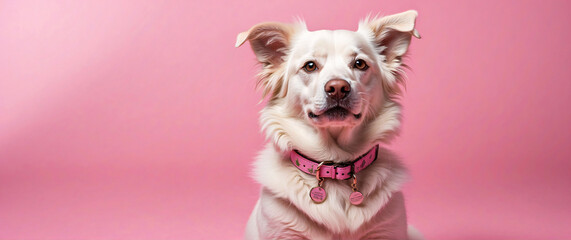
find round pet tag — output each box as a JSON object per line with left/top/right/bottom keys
{"left": 309, "top": 186, "right": 327, "bottom": 203}
{"left": 349, "top": 191, "right": 364, "bottom": 205}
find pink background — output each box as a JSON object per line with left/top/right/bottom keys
{"left": 1, "top": 0, "right": 570, "bottom": 239}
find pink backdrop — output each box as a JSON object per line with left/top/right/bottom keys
{"left": 1, "top": 0, "right": 570, "bottom": 239}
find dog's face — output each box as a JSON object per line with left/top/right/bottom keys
{"left": 236, "top": 11, "right": 420, "bottom": 149}
{"left": 284, "top": 29, "right": 380, "bottom": 127}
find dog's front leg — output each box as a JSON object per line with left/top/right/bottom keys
{"left": 249, "top": 188, "right": 331, "bottom": 240}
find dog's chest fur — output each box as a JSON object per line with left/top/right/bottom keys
{"left": 247, "top": 145, "right": 408, "bottom": 239}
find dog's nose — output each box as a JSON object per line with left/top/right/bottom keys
{"left": 325, "top": 79, "right": 351, "bottom": 100}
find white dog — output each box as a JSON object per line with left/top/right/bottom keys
{"left": 236, "top": 10, "right": 422, "bottom": 240}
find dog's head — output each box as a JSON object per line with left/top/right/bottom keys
{"left": 236, "top": 10, "right": 420, "bottom": 157}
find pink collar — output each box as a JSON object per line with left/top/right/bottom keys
{"left": 290, "top": 145, "right": 379, "bottom": 180}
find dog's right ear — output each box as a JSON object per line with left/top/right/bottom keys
{"left": 235, "top": 22, "right": 297, "bottom": 67}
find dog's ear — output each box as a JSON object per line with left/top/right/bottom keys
{"left": 236, "top": 22, "right": 302, "bottom": 100}
{"left": 235, "top": 22, "right": 297, "bottom": 67}
{"left": 361, "top": 10, "right": 420, "bottom": 64}
{"left": 360, "top": 10, "right": 420, "bottom": 95}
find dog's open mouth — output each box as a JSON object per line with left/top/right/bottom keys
{"left": 308, "top": 107, "right": 362, "bottom": 122}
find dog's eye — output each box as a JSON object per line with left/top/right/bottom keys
{"left": 302, "top": 61, "right": 317, "bottom": 72}
{"left": 353, "top": 59, "right": 368, "bottom": 70}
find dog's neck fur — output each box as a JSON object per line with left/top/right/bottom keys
{"left": 261, "top": 98, "right": 401, "bottom": 163}
{"left": 323, "top": 126, "right": 345, "bottom": 142}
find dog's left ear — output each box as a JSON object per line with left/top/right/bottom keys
{"left": 360, "top": 10, "right": 421, "bottom": 65}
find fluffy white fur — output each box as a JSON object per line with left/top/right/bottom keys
{"left": 236, "top": 10, "right": 422, "bottom": 240}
